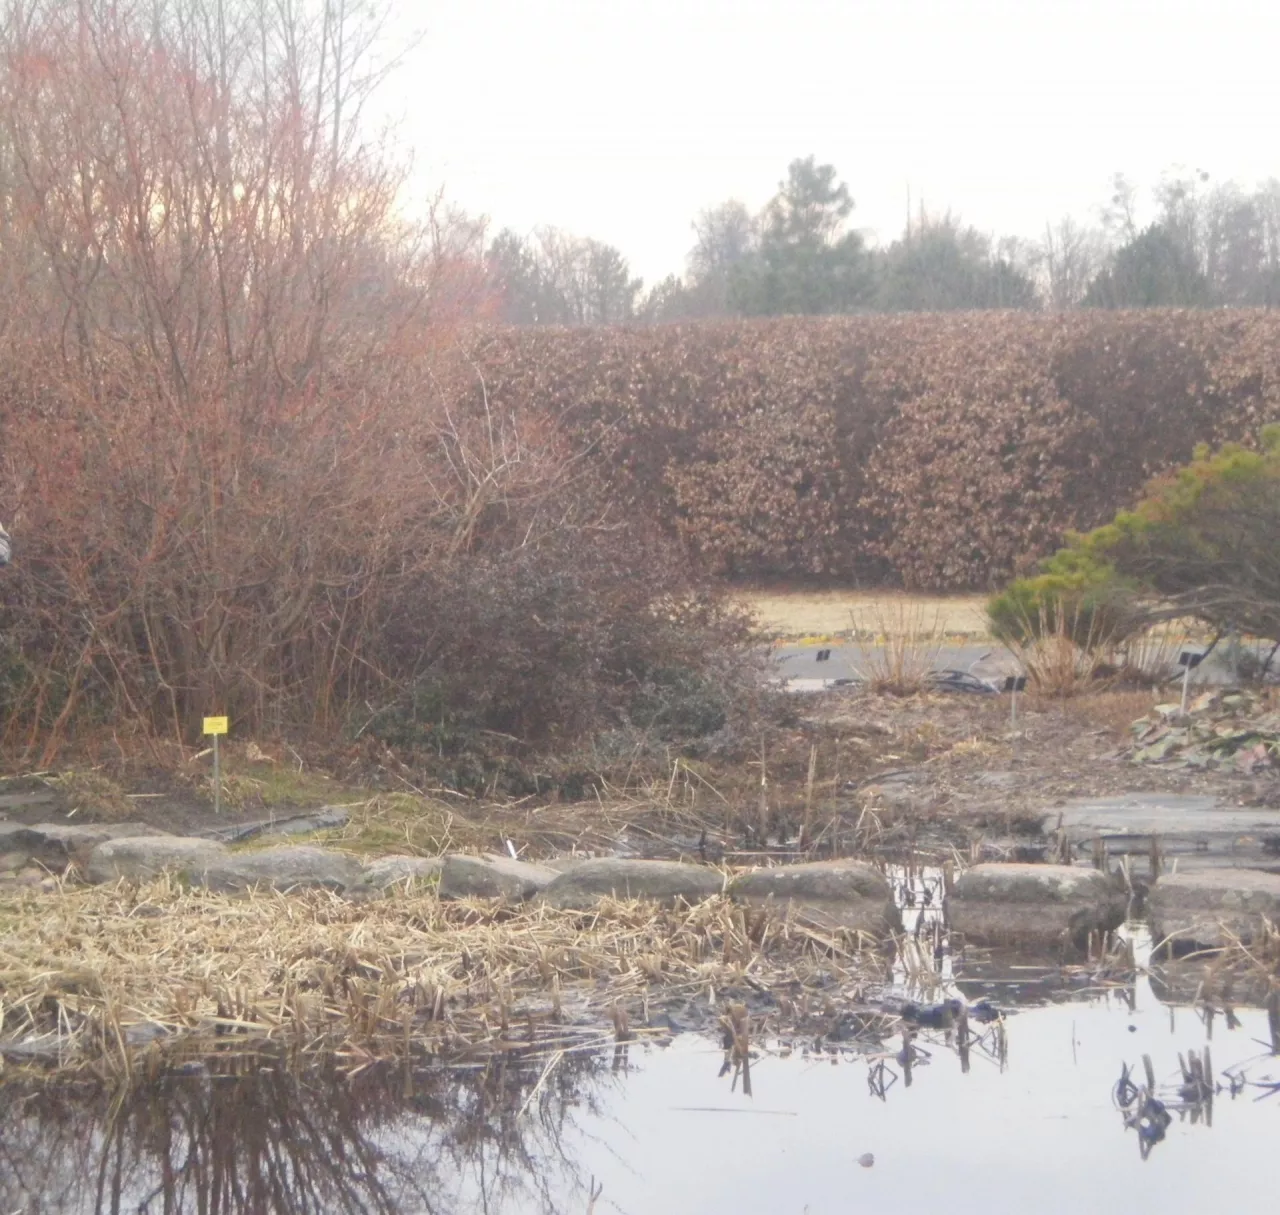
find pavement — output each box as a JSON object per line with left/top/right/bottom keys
{"left": 768, "top": 641, "right": 1019, "bottom": 692}
{"left": 1053, "top": 792, "right": 1280, "bottom": 876}
{"left": 768, "top": 637, "right": 1256, "bottom": 693}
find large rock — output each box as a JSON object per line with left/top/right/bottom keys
{"left": 87, "top": 836, "right": 229, "bottom": 884}
{"left": 728, "top": 859, "right": 900, "bottom": 936}
{"left": 541, "top": 858, "right": 723, "bottom": 909}
{"left": 1148, "top": 869, "right": 1280, "bottom": 952}
{"left": 195, "top": 846, "right": 365, "bottom": 894}
{"left": 363, "top": 854, "right": 444, "bottom": 890}
{"left": 438, "top": 854, "right": 558, "bottom": 901}
{"left": 0, "top": 821, "right": 168, "bottom": 869}
{"left": 949, "top": 863, "right": 1127, "bottom": 950}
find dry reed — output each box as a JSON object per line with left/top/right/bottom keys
{"left": 0, "top": 880, "right": 881, "bottom": 1077}
{"left": 852, "top": 603, "right": 946, "bottom": 696}
{"left": 1003, "top": 599, "right": 1114, "bottom": 697}
{"left": 1215, "top": 916, "right": 1280, "bottom": 988}
{"left": 1112, "top": 625, "right": 1190, "bottom": 688}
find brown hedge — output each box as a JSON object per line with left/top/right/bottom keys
{"left": 464, "top": 310, "right": 1280, "bottom": 590}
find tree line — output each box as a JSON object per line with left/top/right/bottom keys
{"left": 484, "top": 159, "right": 1280, "bottom": 324}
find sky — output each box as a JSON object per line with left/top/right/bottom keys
{"left": 380, "top": 0, "right": 1280, "bottom": 285}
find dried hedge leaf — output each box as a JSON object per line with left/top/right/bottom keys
{"left": 464, "top": 311, "right": 1280, "bottom": 589}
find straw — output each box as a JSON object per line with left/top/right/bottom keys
{"left": 0, "top": 880, "right": 883, "bottom": 1077}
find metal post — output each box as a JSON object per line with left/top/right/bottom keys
{"left": 1178, "top": 650, "right": 1203, "bottom": 714}
{"left": 1004, "top": 675, "right": 1026, "bottom": 731}
{"left": 213, "top": 733, "right": 221, "bottom": 817}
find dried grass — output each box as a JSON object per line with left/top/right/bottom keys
{"left": 303, "top": 783, "right": 738, "bottom": 860}
{"left": 739, "top": 590, "right": 988, "bottom": 640}
{"left": 42, "top": 770, "right": 134, "bottom": 821}
{"left": 1151, "top": 918, "right": 1280, "bottom": 1020}
{"left": 1216, "top": 917, "right": 1280, "bottom": 987}
{"left": 852, "top": 603, "right": 947, "bottom": 696}
{"left": 1005, "top": 602, "right": 1112, "bottom": 697}
{"left": 1003, "top": 598, "right": 1197, "bottom": 701}
{"left": 1111, "top": 626, "right": 1191, "bottom": 688}
{"left": 1051, "top": 689, "right": 1161, "bottom": 737}
{"left": 0, "top": 880, "right": 881, "bottom": 1077}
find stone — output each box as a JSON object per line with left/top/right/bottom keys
{"left": 1054, "top": 792, "right": 1280, "bottom": 873}
{"left": 0, "top": 821, "right": 168, "bottom": 869}
{"left": 258, "top": 807, "right": 351, "bottom": 837}
{"left": 0, "top": 790, "right": 58, "bottom": 812}
{"left": 541, "top": 858, "right": 723, "bottom": 909}
{"left": 198, "top": 806, "right": 352, "bottom": 844}
{"left": 87, "top": 836, "right": 229, "bottom": 884}
{"left": 195, "top": 846, "right": 366, "bottom": 894}
{"left": 728, "top": 859, "right": 900, "bottom": 936}
{"left": 438, "top": 854, "right": 558, "bottom": 902}
{"left": 363, "top": 854, "right": 443, "bottom": 890}
{"left": 0, "top": 850, "right": 28, "bottom": 873}
{"left": 1148, "top": 869, "right": 1280, "bottom": 951}
{"left": 948, "top": 863, "right": 1127, "bottom": 950}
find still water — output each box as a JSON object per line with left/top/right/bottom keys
{"left": 2, "top": 964, "right": 1276, "bottom": 1215}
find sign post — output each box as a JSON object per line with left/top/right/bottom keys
{"left": 203, "top": 716, "right": 229, "bottom": 816}
{"left": 1177, "top": 651, "right": 1204, "bottom": 715}
{"left": 1003, "top": 674, "right": 1028, "bottom": 730}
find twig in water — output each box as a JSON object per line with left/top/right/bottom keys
{"left": 518, "top": 1049, "right": 565, "bottom": 1118}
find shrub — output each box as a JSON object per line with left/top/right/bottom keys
{"left": 372, "top": 525, "right": 753, "bottom": 751}
{"left": 0, "top": 2, "right": 753, "bottom": 765}
{"left": 851, "top": 602, "right": 945, "bottom": 695}
{"left": 985, "top": 548, "right": 1138, "bottom": 647}
{"left": 988, "top": 426, "right": 1280, "bottom": 689}
{"left": 1087, "top": 425, "right": 1280, "bottom": 643}
{"left": 465, "top": 311, "right": 1280, "bottom": 590}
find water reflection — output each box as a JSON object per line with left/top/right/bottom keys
{"left": 0, "top": 1051, "right": 611, "bottom": 1215}
{"left": 3, "top": 972, "right": 1277, "bottom": 1213}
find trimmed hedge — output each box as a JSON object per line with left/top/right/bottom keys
{"left": 466, "top": 311, "right": 1280, "bottom": 589}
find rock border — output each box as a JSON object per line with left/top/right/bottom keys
{"left": 14, "top": 823, "right": 1276, "bottom": 957}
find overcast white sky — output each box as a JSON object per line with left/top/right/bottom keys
{"left": 384, "top": 0, "right": 1280, "bottom": 284}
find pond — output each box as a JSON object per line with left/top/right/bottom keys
{"left": 3, "top": 934, "right": 1276, "bottom": 1215}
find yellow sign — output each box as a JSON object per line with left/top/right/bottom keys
{"left": 203, "top": 716, "right": 229, "bottom": 736}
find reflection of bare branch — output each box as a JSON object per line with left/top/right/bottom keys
{"left": 0, "top": 1052, "right": 619, "bottom": 1215}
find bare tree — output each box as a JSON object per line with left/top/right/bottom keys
{"left": 689, "top": 201, "right": 756, "bottom": 279}
{"left": 0, "top": 0, "right": 566, "bottom": 751}
{"left": 508, "top": 227, "right": 642, "bottom": 324}
{"left": 1039, "top": 217, "right": 1107, "bottom": 310}
{"left": 1100, "top": 172, "right": 1140, "bottom": 243}
{"left": 680, "top": 200, "right": 759, "bottom": 316}
{"left": 1255, "top": 179, "right": 1280, "bottom": 305}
